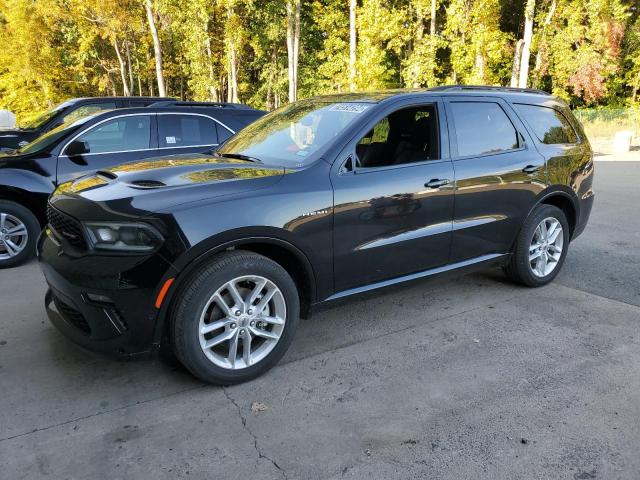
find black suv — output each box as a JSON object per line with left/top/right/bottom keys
{"left": 38, "top": 87, "right": 594, "bottom": 384}
{"left": 0, "top": 97, "right": 175, "bottom": 151}
{"left": 0, "top": 102, "right": 265, "bottom": 267}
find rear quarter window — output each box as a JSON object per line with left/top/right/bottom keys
{"left": 515, "top": 104, "right": 578, "bottom": 145}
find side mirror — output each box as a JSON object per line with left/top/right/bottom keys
{"left": 65, "top": 140, "right": 90, "bottom": 157}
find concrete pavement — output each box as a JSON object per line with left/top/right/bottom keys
{"left": 0, "top": 161, "right": 638, "bottom": 479}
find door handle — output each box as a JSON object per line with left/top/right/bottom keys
{"left": 425, "top": 178, "right": 451, "bottom": 188}
{"left": 522, "top": 165, "right": 542, "bottom": 174}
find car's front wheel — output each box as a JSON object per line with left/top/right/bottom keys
{"left": 0, "top": 200, "right": 40, "bottom": 269}
{"left": 504, "top": 204, "right": 569, "bottom": 287}
{"left": 170, "top": 250, "right": 300, "bottom": 385}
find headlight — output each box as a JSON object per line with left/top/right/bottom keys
{"left": 84, "top": 222, "right": 163, "bottom": 252}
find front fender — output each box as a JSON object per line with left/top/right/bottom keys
{"left": 151, "top": 229, "right": 318, "bottom": 347}
{"left": 0, "top": 169, "right": 55, "bottom": 223}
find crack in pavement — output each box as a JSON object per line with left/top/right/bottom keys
{"left": 0, "top": 384, "right": 206, "bottom": 443}
{"left": 223, "top": 387, "right": 288, "bottom": 480}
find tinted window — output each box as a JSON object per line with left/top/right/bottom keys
{"left": 515, "top": 104, "right": 578, "bottom": 144}
{"left": 355, "top": 106, "right": 439, "bottom": 168}
{"left": 63, "top": 103, "right": 116, "bottom": 124}
{"left": 217, "top": 124, "right": 233, "bottom": 143}
{"left": 450, "top": 102, "right": 519, "bottom": 157}
{"left": 158, "top": 114, "right": 218, "bottom": 148}
{"left": 74, "top": 115, "right": 151, "bottom": 154}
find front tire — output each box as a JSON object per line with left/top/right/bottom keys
{"left": 170, "top": 250, "right": 300, "bottom": 385}
{"left": 504, "top": 204, "right": 569, "bottom": 287}
{"left": 0, "top": 200, "right": 40, "bottom": 269}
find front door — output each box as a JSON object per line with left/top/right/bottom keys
{"left": 332, "top": 102, "right": 455, "bottom": 293}
{"left": 56, "top": 113, "right": 158, "bottom": 183}
{"left": 444, "top": 97, "right": 547, "bottom": 263}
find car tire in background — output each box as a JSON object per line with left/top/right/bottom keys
{"left": 171, "top": 250, "right": 300, "bottom": 385}
{"left": 504, "top": 204, "right": 570, "bottom": 287}
{"left": 0, "top": 200, "right": 40, "bottom": 269}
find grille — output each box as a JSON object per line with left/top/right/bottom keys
{"left": 53, "top": 296, "right": 91, "bottom": 334}
{"left": 47, "top": 205, "right": 87, "bottom": 250}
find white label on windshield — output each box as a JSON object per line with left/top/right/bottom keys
{"left": 166, "top": 136, "right": 176, "bottom": 144}
{"left": 329, "top": 103, "right": 370, "bottom": 114}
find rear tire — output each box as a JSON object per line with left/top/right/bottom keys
{"left": 0, "top": 200, "right": 40, "bottom": 269}
{"left": 504, "top": 204, "right": 569, "bottom": 287}
{"left": 170, "top": 250, "right": 300, "bottom": 385}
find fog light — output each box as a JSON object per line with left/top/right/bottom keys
{"left": 85, "top": 292, "right": 113, "bottom": 305}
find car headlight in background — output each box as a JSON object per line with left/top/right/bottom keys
{"left": 84, "top": 222, "right": 163, "bottom": 252}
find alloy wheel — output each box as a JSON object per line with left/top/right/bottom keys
{"left": 529, "top": 217, "right": 564, "bottom": 278}
{"left": 198, "top": 275, "right": 286, "bottom": 370}
{"left": 0, "top": 212, "right": 29, "bottom": 261}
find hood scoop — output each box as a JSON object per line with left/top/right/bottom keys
{"left": 97, "top": 170, "right": 118, "bottom": 180}
{"left": 128, "top": 179, "right": 167, "bottom": 189}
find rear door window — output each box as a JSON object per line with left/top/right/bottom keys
{"left": 514, "top": 104, "right": 578, "bottom": 144}
{"left": 158, "top": 114, "right": 218, "bottom": 148}
{"left": 450, "top": 102, "right": 519, "bottom": 157}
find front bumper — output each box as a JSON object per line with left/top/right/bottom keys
{"left": 38, "top": 230, "right": 175, "bottom": 357}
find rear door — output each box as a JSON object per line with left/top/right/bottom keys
{"left": 56, "top": 113, "right": 158, "bottom": 183}
{"left": 156, "top": 113, "right": 224, "bottom": 155}
{"left": 444, "top": 96, "right": 546, "bottom": 262}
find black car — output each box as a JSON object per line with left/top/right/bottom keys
{"left": 0, "top": 97, "right": 175, "bottom": 151}
{"left": 38, "top": 86, "right": 594, "bottom": 385}
{"left": 0, "top": 103, "right": 265, "bottom": 267}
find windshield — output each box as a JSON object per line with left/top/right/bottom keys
{"left": 20, "top": 100, "right": 75, "bottom": 130}
{"left": 18, "top": 115, "right": 94, "bottom": 154}
{"left": 217, "top": 100, "right": 373, "bottom": 166}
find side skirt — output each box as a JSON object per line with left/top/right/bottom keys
{"left": 324, "top": 253, "right": 509, "bottom": 302}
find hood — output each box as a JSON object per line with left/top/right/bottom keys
{"left": 0, "top": 129, "right": 33, "bottom": 150}
{"left": 51, "top": 153, "right": 286, "bottom": 214}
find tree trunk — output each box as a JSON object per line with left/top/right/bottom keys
{"left": 430, "top": 0, "right": 436, "bottom": 37}
{"left": 225, "top": 5, "right": 239, "bottom": 103}
{"left": 227, "top": 44, "right": 239, "bottom": 103}
{"left": 349, "top": 0, "right": 357, "bottom": 92}
{"left": 144, "top": 0, "right": 166, "bottom": 97}
{"left": 410, "top": 3, "right": 424, "bottom": 88}
{"left": 132, "top": 37, "right": 143, "bottom": 96}
{"left": 517, "top": 0, "right": 536, "bottom": 88}
{"left": 286, "top": 0, "right": 300, "bottom": 102}
{"left": 511, "top": 39, "right": 524, "bottom": 87}
{"left": 532, "top": 0, "right": 556, "bottom": 87}
{"left": 125, "top": 37, "right": 134, "bottom": 95}
{"left": 474, "top": 50, "right": 485, "bottom": 83}
{"left": 113, "top": 38, "right": 131, "bottom": 96}
{"left": 206, "top": 36, "right": 216, "bottom": 101}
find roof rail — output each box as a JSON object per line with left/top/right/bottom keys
{"left": 148, "top": 100, "right": 255, "bottom": 109}
{"left": 428, "top": 85, "right": 549, "bottom": 95}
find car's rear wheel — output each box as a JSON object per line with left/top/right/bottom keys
{"left": 0, "top": 200, "right": 40, "bottom": 269}
{"left": 504, "top": 204, "right": 569, "bottom": 287}
{"left": 170, "top": 250, "right": 300, "bottom": 385}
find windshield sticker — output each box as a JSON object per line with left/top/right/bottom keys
{"left": 165, "top": 136, "right": 176, "bottom": 144}
{"left": 329, "top": 103, "right": 370, "bottom": 114}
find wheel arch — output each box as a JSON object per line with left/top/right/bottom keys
{"left": 535, "top": 187, "right": 579, "bottom": 239}
{"left": 0, "top": 186, "right": 49, "bottom": 227}
{"left": 153, "top": 234, "right": 317, "bottom": 348}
